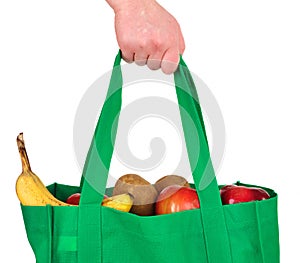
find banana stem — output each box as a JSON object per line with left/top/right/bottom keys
{"left": 17, "top": 133, "right": 31, "bottom": 172}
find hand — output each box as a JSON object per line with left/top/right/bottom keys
{"left": 107, "top": 0, "right": 185, "bottom": 74}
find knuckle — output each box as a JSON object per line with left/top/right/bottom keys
{"left": 138, "top": 39, "right": 148, "bottom": 50}
{"left": 152, "top": 38, "right": 163, "bottom": 50}
{"left": 118, "top": 36, "right": 135, "bottom": 51}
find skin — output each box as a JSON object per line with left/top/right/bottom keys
{"left": 106, "top": 0, "right": 185, "bottom": 74}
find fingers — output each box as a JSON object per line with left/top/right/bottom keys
{"left": 121, "top": 50, "right": 134, "bottom": 63}
{"left": 119, "top": 25, "right": 185, "bottom": 74}
{"left": 147, "top": 53, "right": 163, "bottom": 70}
{"left": 161, "top": 48, "right": 180, "bottom": 75}
{"left": 134, "top": 53, "right": 149, "bottom": 66}
{"left": 121, "top": 49, "right": 180, "bottom": 74}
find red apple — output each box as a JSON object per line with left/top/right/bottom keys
{"left": 66, "top": 193, "right": 108, "bottom": 205}
{"left": 155, "top": 185, "right": 200, "bottom": 215}
{"left": 66, "top": 193, "right": 81, "bottom": 205}
{"left": 220, "top": 184, "right": 237, "bottom": 196}
{"left": 220, "top": 185, "right": 270, "bottom": 205}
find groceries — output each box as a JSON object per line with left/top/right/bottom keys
{"left": 113, "top": 174, "right": 158, "bottom": 216}
{"left": 16, "top": 133, "right": 271, "bottom": 215}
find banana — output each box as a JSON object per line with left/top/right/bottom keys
{"left": 102, "top": 193, "right": 133, "bottom": 212}
{"left": 16, "top": 133, "right": 69, "bottom": 206}
{"left": 16, "top": 133, "right": 133, "bottom": 212}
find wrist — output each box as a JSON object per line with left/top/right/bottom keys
{"left": 106, "top": 0, "right": 156, "bottom": 14}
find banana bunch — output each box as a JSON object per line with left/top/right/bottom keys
{"left": 15, "top": 133, "right": 133, "bottom": 212}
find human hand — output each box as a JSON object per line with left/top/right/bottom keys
{"left": 107, "top": 0, "right": 185, "bottom": 74}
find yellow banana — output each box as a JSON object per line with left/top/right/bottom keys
{"left": 102, "top": 193, "right": 133, "bottom": 212}
{"left": 16, "top": 133, "right": 69, "bottom": 206}
{"left": 16, "top": 133, "right": 133, "bottom": 212}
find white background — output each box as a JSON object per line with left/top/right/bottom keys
{"left": 1, "top": 0, "right": 299, "bottom": 261}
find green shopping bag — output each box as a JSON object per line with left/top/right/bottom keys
{"left": 20, "top": 51, "right": 280, "bottom": 263}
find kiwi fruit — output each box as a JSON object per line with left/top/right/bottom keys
{"left": 113, "top": 174, "right": 158, "bottom": 216}
{"left": 154, "top": 175, "right": 190, "bottom": 194}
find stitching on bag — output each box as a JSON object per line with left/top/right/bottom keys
{"left": 222, "top": 208, "right": 234, "bottom": 263}
{"left": 100, "top": 205, "right": 103, "bottom": 263}
{"left": 255, "top": 202, "right": 266, "bottom": 263}
{"left": 46, "top": 205, "right": 53, "bottom": 263}
{"left": 198, "top": 208, "right": 210, "bottom": 262}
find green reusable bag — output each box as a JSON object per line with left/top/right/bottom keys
{"left": 20, "top": 51, "right": 280, "bottom": 263}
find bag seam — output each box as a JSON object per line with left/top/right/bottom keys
{"left": 255, "top": 202, "right": 266, "bottom": 263}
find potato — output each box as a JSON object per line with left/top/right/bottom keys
{"left": 113, "top": 174, "right": 158, "bottom": 216}
{"left": 154, "top": 175, "right": 190, "bottom": 194}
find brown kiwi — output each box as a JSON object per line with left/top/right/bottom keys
{"left": 113, "top": 174, "right": 158, "bottom": 216}
{"left": 154, "top": 175, "right": 190, "bottom": 194}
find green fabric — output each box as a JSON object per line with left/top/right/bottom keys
{"left": 20, "top": 51, "right": 280, "bottom": 263}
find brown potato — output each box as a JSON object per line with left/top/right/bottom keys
{"left": 154, "top": 175, "right": 190, "bottom": 194}
{"left": 113, "top": 174, "right": 158, "bottom": 216}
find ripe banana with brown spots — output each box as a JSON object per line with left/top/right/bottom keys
{"left": 16, "top": 133, "right": 133, "bottom": 212}
{"left": 16, "top": 133, "right": 69, "bottom": 206}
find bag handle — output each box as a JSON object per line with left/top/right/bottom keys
{"left": 78, "top": 51, "right": 233, "bottom": 262}
{"left": 79, "top": 51, "right": 222, "bottom": 209}
{"left": 174, "top": 57, "right": 222, "bottom": 209}
{"left": 79, "top": 52, "right": 123, "bottom": 204}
